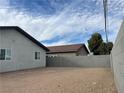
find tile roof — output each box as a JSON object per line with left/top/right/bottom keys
{"left": 47, "top": 44, "right": 89, "bottom": 54}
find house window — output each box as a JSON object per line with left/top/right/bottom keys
{"left": 6, "top": 49, "right": 11, "bottom": 60}
{"left": 35, "top": 52, "right": 40, "bottom": 60}
{"left": 0, "top": 49, "right": 11, "bottom": 60}
{"left": 0, "top": 49, "right": 5, "bottom": 60}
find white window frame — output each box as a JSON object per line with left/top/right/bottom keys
{"left": 0, "top": 49, "right": 11, "bottom": 60}
{"left": 5, "top": 49, "right": 11, "bottom": 60}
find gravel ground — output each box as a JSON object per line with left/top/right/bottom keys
{"left": 0, "top": 68, "right": 117, "bottom": 93}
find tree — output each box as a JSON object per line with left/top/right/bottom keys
{"left": 88, "top": 32, "right": 113, "bottom": 55}
{"left": 106, "top": 42, "right": 113, "bottom": 54}
{"left": 88, "top": 33, "right": 103, "bottom": 55}
{"left": 97, "top": 42, "right": 107, "bottom": 55}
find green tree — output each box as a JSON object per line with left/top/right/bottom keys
{"left": 88, "top": 32, "right": 113, "bottom": 55}
{"left": 106, "top": 42, "right": 113, "bottom": 54}
{"left": 98, "top": 42, "right": 107, "bottom": 55}
{"left": 88, "top": 33, "right": 103, "bottom": 55}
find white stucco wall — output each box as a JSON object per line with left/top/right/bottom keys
{"left": 111, "top": 21, "right": 124, "bottom": 93}
{"left": 0, "top": 29, "right": 46, "bottom": 72}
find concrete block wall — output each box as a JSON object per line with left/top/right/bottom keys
{"left": 46, "top": 55, "right": 110, "bottom": 68}
{"left": 111, "top": 21, "right": 124, "bottom": 93}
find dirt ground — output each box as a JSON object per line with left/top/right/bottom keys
{"left": 0, "top": 68, "right": 117, "bottom": 93}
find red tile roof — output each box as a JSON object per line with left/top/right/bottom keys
{"left": 47, "top": 44, "right": 89, "bottom": 54}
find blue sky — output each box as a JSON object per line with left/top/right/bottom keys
{"left": 0, "top": 0, "right": 123, "bottom": 46}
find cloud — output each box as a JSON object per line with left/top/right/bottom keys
{"left": 44, "top": 40, "right": 70, "bottom": 46}
{"left": 0, "top": 0, "right": 123, "bottom": 46}
{"left": 0, "top": 0, "right": 9, "bottom": 7}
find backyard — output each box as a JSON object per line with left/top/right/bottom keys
{"left": 0, "top": 68, "right": 117, "bottom": 93}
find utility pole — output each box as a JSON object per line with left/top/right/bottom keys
{"left": 103, "top": 0, "right": 109, "bottom": 43}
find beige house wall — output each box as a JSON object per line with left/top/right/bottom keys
{"left": 76, "top": 47, "right": 88, "bottom": 56}
{"left": 0, "top": 29, "right": 46, "bottom": 73}
{"left": 47, "top": 47, "right": 89, "bottom": 57}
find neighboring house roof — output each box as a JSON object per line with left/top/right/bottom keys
{"left": 0, "top": 26, "right": 49, "bottom": 51}
{"left": 47, "top": 44, "right": 89, "bottom": 54}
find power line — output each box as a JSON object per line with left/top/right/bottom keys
{"left": 103, "top": 0, "right": 109, "bottom": 43}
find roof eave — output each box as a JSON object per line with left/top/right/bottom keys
{"left": 0, "top": 26, "right": 49, "bottom": 51}
{"left": 47, "top": 51, "right": 77, "bottom": 54}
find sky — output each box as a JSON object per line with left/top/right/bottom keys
{"left": 0, "top": 0, "right": 123, "bottom": 46}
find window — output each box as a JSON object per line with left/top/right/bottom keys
{"left": 6, "top": 49, "right": 11, "bottom": 60}
{"left": 0, "top": 49, "right": 11, "bottom": 60}
{"left": 0, "top": 49, "right": 5, "bottom": 60}
{"left": 35, "top": 52, "right": 40, "bottom": 60}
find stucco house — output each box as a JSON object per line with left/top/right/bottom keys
{"left": 0, "top": 26, "right": 49, "bottom": 72}
{"left": 47, "top": 44, "right": 89, "bottom": 56}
